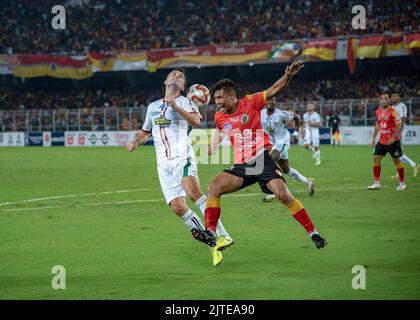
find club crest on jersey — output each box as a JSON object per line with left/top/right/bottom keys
{"left": 154, "top": 116, "right": 171, "bottom": 128}
{"left": 240, "top": 114, "right": 249, "bottom": 124}
{"left": 384, "top": 116, "right": 389, "bottom": 121}
{"left": 223, "top": 123, "right": 233, "bottom": 132}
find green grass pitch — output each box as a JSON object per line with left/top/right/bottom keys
{"left": 0, "top": 145, "right": 419, "bottom": 299}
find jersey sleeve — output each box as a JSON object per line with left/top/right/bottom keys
{"left": 399, "top": 104, "right": 407, "bottom": 118}
{"left": 245, "top": 91, "right": 267, "bottom": 111}
{"left": 142, "top": 105, "right": 153, "bottom": 133}
{"left": 303, "top": 113, "right": 308, "bottom": 122}
{"left": 280, "top": 111, "right": 295, "bottom": 122}
{"left": 392, "top": 109, "right": 401, "bottom": 124}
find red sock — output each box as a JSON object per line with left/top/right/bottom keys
{"left": 373, "top": 164, "right": 381, "bottom": 181}
{"left": 205, "top": 198, "right": 221, "bottom": 232}
{"left": 287, "top": 199, "right": 315, "bottom": 234}
{"left": 396, "top": 162, "right": 405, "bottom": 183}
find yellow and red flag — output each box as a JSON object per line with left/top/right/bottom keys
{"left": 302, "top": 39, "right": 337, "bottom": 61}
{"left": 405, "top": 33, "right": 420, "bottom": 54}
{"left": 88, "top": 52, "right": 116, "bottom": 72}
{"left": 356, "top": 36, "right": 385, "bottom": 58}
{"left": 13, "top": 55, "right": 92, "bottom": 79}
{"left": 385, "top": 36, "right": 407, "bottom": 56}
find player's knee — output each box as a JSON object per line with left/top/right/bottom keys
{"left": 207, "top": 182, "right": 221, "bottom": 198}
{"left": 281, "top": 165, "right": 290, "bottom": 174}
{"left": 186, "top": 190, "right": 201, "bottom": 203}
{"left": 170, "top": 201, "right": 188, "bottom": 216}
{"left": 275, "top": 191, "right": 293, "bottom": 203}
{"left": 303, "top": 144, "right": 309, "bottom": 149}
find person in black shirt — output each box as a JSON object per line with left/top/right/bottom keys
{"left": 329, "top": 112, "right": 341, "bottom": 146}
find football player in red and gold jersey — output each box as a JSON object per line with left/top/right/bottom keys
{"left": 368, "top": 93, "right": 406, "bottom": 191}
{"left": 191, "top": 60, "right": 328, "bottom": 255}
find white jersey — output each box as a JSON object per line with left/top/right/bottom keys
{"left": 142, "top": 95, "right": 198, "bottom": 165}
{"left": 394, "top": 102, "right": 408, "bottom": 142}
{"left": 303, "top": 111, "right": 322, "bottom": 130}
{"left": 394, "top": 102, "right": 407, "bottom": 118}
{"left": 303, "top": 111, "right": 321, "bottom": 147}
{"left": 261, "top": 109, "right": 294, "bottom": 145}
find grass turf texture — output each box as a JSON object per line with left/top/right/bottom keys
{"left": 0, "top": 145, "right": 419, "bottom": 299}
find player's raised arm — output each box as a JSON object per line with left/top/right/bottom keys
{"left": 169, "top": 99, "right": 201, "bottom": 127}
{"left": 265, "top": 60, "right": 304, "bottom": 100}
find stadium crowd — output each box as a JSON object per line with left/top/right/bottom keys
{"left": 1, "top": 0, "right": 419, "bottom": 54}
{"left": 1, "top": 75, "right": 418, "bottom": 111}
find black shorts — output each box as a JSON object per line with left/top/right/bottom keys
{"left": 223, "top": 150, "right": 285, "bottom": 194}
{"left": 374, "top": 141, "right": 403, "bottom": 158}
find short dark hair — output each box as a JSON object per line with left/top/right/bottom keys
{"left": 212, "top": 78, "right": 237, "bottom": 95}
{"left": 391, "top": 91, "right": 400, "bottom": 97}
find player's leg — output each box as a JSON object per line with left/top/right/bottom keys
{"left": 265, "top": 177, "right": 326, "bottom": 249}
{"left": 401, "top": 154, "right": 417, "bottom": 168}
{"left": 169, "top": 196, "right": 205, "bottom": 230}
{"left": 390, "top": 142, "right": 406, "bottom": 190}
{"left": 368, "top": 143, "right": 385, "bottom": 189}
{"left": 182, "top": 175, "right": 232, "bottom": 240}
{"left": 401, "top": 154, "right": 419, "bottom": 178}
{"left": 191, "top": 171, "right": 244, "bottom": 247}
{"left": 303, "top": 129, "right": 313, "bottom": 153}
{"left": 262, "top": 148, "right": 281, "bottom": 202}
{"left": 277, "top": 144, "right": 314, "bottom": 195}
{"left": 158, "top": 163, "right": 206, "bottom": 231}
{"left": 312, "top": 131, "right": 321, "bottom": 165}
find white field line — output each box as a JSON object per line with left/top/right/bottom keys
{"left": 0, "top": 188, "right": 160, "bottom": 207}
{"left": 1, "top": 183, "right": 418, "bottom": 213}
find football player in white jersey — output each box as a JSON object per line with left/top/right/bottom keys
{"left": 301, "top": 103, "right": 322, "bottom": 165}
{"left": 127, "top": 69, "right": 233, "bottom": 266}
{"left": 391, "top": 92, "right": 419, "bottom": 178}
{"left": 260, "top": 97, "right": 315, "bottom": 202}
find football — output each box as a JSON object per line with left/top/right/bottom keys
{"left": 187, "top": 84, "right": 211, "bottom": 108}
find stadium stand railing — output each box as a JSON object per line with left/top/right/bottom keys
{"left": 1, "top": 98, "right": 419, "bottom": 132}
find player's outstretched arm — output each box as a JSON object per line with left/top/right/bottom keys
{"left": 208, "top": 129, "right": 225, "bottom": 155}
{"left": 127, "top": 130, "right": 151, "bottom": 152}
{"left": 265, "top": 60, "right": 304, "bottom": 100}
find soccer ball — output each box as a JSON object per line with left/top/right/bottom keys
{"left": 187, "top": 84, "right": 211, "bottom": 108}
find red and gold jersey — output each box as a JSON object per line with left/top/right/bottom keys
{"left": 215, "top": 91, "right": 272, "bottom": 164}
{"left": 376, "top": 106, "right": 401, "bottom": 145}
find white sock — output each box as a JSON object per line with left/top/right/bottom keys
{"left": 287, "top": 167, "right": 310, "bottom": 185}
{"left": 195, "top": 194, "right": 230, "bottom": 238}
{"left": 401, "top": 155, "right": 416, "bottom": 168}
{"left": 315, "top": 150, "right": 321, "bottom": 160}
{"left": 309, "top": 230, "right": 319, "bottom": 238}
{"left": 180, "top": 209, "right": 204, "bottom": 231}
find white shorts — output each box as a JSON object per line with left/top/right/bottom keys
{"left": 304, "top": 129, "right": 320, "bottom": 147}
{"left": 272, "top": 141, "right": 290, "bottom": 160}
{"left": 157, "top": 157, "right": 199, "bottom": 204}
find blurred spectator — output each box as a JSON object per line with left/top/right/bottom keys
{"left": 0, "top": 0, "right": 419, "bottom": 54}
{"left": 1, "top": 75, "right": 418, "bottom": 111}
